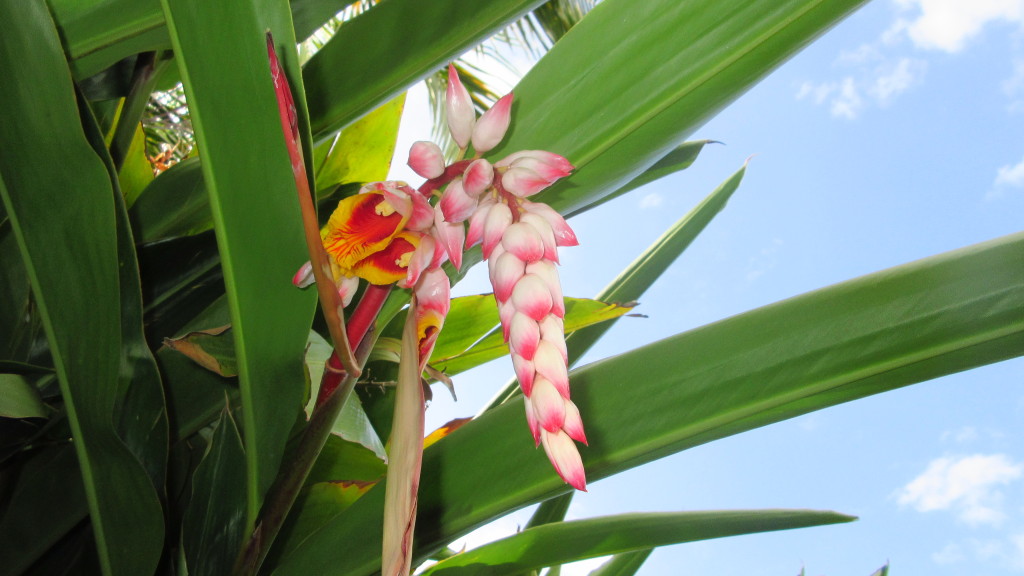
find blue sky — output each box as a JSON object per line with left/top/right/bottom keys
{"left": 389, "top": 1, "right": 1024, "bottom": 573}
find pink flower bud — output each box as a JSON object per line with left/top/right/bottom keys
{"left": 541, "top": 430, "right": 587, "bottom": 491}
{"left": 482, "top": 202, "right": 512, "bottom": 259}
{"left": 497, "top": 150, "right": 574, "bottom": 177}
{"left": 501, "top": 166, "right": 552, "bottom": 198}
{"left": 462, "top": 158, "right": 494, "bottom": 197}
{"left": 414, "top": 267, "right": 451, "bottom": 316}
{"left": 408, "top": 141, "right": 445, "bottom": 179}
{"left": 472, "top": 92, "right": 513, "bottom": 153}
{"left": 538, "top": 315, "right": 568, "bottom": 363}
{"left": 511, "top": 274, "right": 553, "bottom": 321}
{"left": 522, "top": 201, "right": 579, "bottom": 247}
{"left": 336, "top": 274, "right": 360, "bottom": 307}
{"left": 525, "top": 260, "right": 564, "bottom": 317}
{"left": 530, "top": 376, "right": 566, "bottom": 433}
{"left": 292, "top": 261, "right": 314, "bottom": 288}
{"left": 488, "top": 249, "right": 525, "bottom": 303}
{"left": 446, "top": 64, "right": 474, "bottom": 149}
{"left": 512, "top": 353, "right": 535, "bottom": 396}
{"left": 508, "top": 312, "right": 540, "bottom": 361}
{"left": 523, "top": 395, "right": 541, "bottom": 445}
{"left": 439, "top": 178, "right": 477, "bottom": 223}
{"left": 520, "top": 212, "right": 559, "bottom": 263}
{"left": 562, "top": 400, "right": 588, "bottom": 445}
{"left": 398, "top": 234, "right": 435, "bottom": 289}
{"left": 533, "top": 340, "right": 570, "bottom": 398}
{"left": 433, "top": 205, "right": 466, "bottom": 271}
{"left": 501, "top": 222, "right": 545, "bottom": 263}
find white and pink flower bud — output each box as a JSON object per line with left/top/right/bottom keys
{"left": 521, "top": 200, "right": 579, "bottom": 247}
{"left": 471, "top": 93, "right": 513, "bottom": 154}
{"left": 408, "top": 141, "right": 446, "bottom": 179}
{"left": 292, "top": 260, "right": 315, "bottom": 288}
{"left": 439, "top": 178, "right": 478, "bottom": 223}
{"left": 445, "top": 64, "right": 475, "bottom": 149}
{"left": 462, "top": 159, "right": 494, "bottom": 197}
{"left": 433, "top": 204, "right": 466, "bottom": 271}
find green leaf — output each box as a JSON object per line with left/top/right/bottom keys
{"left": 593, "top": 140, "right": 717, "bottom": 209}
{"left": 0, "top": 444, "right": 90, "bottom": 574}
{"left": 303, "top": 0, "right": 545, "bottom": 141}
{"left": 0, "top": 3, "right": 165, "bottom": 574}
{"left": 161, "top": 0, "right": 316, "bottom": 526}
{"left": 163, "top": 325, "right": 238, "bottom": 377}
{"left": 182, "top": 409, "right": 248, "bottom": 576}
{"left": 0, "top": 374, "right": 46, "bottom": 418}
{"left": 156, "top": 296, "right": 237, "bottom": 441}
{"left": 117, "top": 122, "right": 156, "bottom": 208}
{"left": 431, "top": 296, "right": 636, "bottom": 376}
{"left": 422, "top": 510, "right": 854, "bottom": 575}
{"left": 128, "top": 158, "right": 211, "bottom": 243}
{"left": 313, "top": 95, "right": 405, "bottom": 195}
{"left": 567, "top": 163, "right": 746, "bottom": 362}
{"left": 272, "top": 232, "right": 1024, "bottom": 576}
{"left": 488, "top": 0, "right": 868, "bottom": 218}
{"left": 587, "top": 549, "right": 653, "bottom": 576}
{"left": 79, "top": 73, "right": 170, "bottom": 497}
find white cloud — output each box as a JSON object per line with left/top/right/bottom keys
{"left": 932, "top": 542, "right": 967, "bottom": 564}
{"left": 898, "top": 454, "right": 1023, "bottom": 527}
{"left": 941, "top": 426, "right": 981, "bottom": 444}
{"left": 869, "top": 58, "right": 927, "bottom": 104}
{"left": 995, "top": 156, "right": 1024, "bottom": 187}
{"left": 831, "top": 77, "right": 864, "bottom": 119}
{"left": 639, "top": 192, "right": 663, "bottom": 209}
{"left": 893, "top": 0, "right": 1024, "bottom": 53}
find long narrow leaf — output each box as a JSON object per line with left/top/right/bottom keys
{"left": 302, "top": 0, "right": 545, "bottom": 141}
{"left": 489, "top": 0, "right": 868, "bottom": 217}
{"left": 0, "top": 2, "right": 165, "bottom": 573}
{"left": 160, "top": 0, "right": 315, "bottom": 525}
{"left": 272, "top": 232, "right": 1024, "bottom": 576}
{"left": 587, "top": 549, "right": 653, "bottom": 576}
{"left": 422, "top": 510, "right": 854, "bottom": 575}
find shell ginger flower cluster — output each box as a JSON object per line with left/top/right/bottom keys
{"left": 300, "top": 65, "right": 587, "bottom": 490}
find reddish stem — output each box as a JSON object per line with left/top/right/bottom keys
{"left": 315, "top": 284, "right": 393, "bottom": 406}
{"left": 418, "top": 159, "right": 472, "bottom": 196}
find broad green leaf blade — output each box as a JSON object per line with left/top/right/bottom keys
{"left": 422, "top": 510, "right": 854, "bottom": 575}
{"left": 78, "top": 77, "right": 170, "bottom": 496}
{"left": 0, "top": 3, "right": 165, "bottom": 574}
{"left": 0, "top": 374, "right": 46, "bottom": 418}
{"left": 313, "top": 95, "right": 405, "bottom": 194}
{"left": 488, "top": 0, "right": 868, "bottom": 217}
{"left": 272, "top": 232, "right": 1024, "bottom": 576}
{"left": 161, "top": 0, "right": 315, "bottom": 525}
{"left": 0, "top": 444, "right": 89, "bottom": 574}
{"left": 182, "top": 410, "right": 248, "bottom": 576}
{"left": 129, "top": 158, "right": 212, "bottom": 243}
{"left": 303, "top": 0, "right": 545, "bottom": 141}
{"left": 431, "top": 296, "right": 635, "bottom": 376}
{"left": 587, "top": 549, "right": 653, "bottom": 576}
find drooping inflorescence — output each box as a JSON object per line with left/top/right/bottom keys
{"left": 296, "top": 64, "right": 587, "bottom": 490}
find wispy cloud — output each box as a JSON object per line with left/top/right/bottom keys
{"left": 891, "top": 0, "right": 1024, "bottom": 53}
{"left": 996, "top": 155, "right": 1024, "bottom": 188}
{"left": 639, "top": 192, "right": 663, "bottom": 209}
{"left": 869, "top": 58, "right": 927, "bottom": 104}
{"left": 898, "top": 453, "right": 1023, "bottom": 527}
{"left": 796, "top": 58, "right": 925, "bottom": 119}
